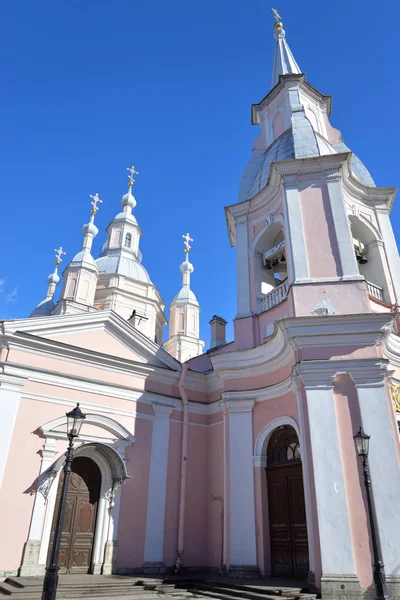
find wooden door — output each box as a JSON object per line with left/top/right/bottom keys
{"left": 48, "top": 456, "right": 101, "bottom": 574}
{"left": 267, "top": 426, "right": 309, "bottom": 578}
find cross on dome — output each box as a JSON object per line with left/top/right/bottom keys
{"left": 54, "top": 246, "right": 66, "bottom": 266}
{"left": 90, "top": 193, "right": 103, "bottom": 215}
{"left": 182, "top": 233, "right": 193, "bottom": 254}
{"left": 127, "top": 166, "right": 139, "bottom": 187}
{"left": 271, "top": 7, "right": 282, "bottom": 22}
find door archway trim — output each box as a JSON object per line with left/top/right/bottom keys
{"left": 253, "top": 416, "right": 300, "bottom": 467}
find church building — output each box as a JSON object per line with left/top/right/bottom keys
{"left": 0, "top": 15, "right": 399, "bottom": 600}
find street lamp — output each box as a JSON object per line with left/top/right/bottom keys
{"left": 353, "top": 426, "right": 391, "bottom": 600}
{"left": 42, "top": 403, "right": 86, "bottom": 600}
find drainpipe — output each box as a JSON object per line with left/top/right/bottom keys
{"left": 175, "top": 364, "right": 189, "bottom": 574}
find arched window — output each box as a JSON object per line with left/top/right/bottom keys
{"left": 267, "top": 425, "right": 300, "bottom": 466}
{"left": 254, "top": 223, "right": 288, "bottom": 313}
{"left": 124, "top": 233, "right": 132, "bottom": 248}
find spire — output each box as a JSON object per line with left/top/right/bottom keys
{"left": 163, "top": 233, "right": 205, "bottom": 362}
{"left": 30, "top": 246, "right": 66, "bottom": 317}
{"left": 55, "top": 194, "right": 103, "bottom": 313}
{"left": 271, "top": 8, "right": 301, "bottom": 88}
{"left": 180, "top": 232, "right": 195, "bottom": 291}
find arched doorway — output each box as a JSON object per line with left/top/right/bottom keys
{"left": 48, "top": 456, "right": 101, "bottom": 574}
{"left": 266, "top": 425, "right": 309, "bottom": 578}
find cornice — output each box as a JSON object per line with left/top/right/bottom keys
{"left": 279, "top": 313, "right": 394, "bottom": 349}
{"left": 209, "top": 313, "right": 394, "bottom": 383}
{"left": 0, "top": 309, "right": 180, "bottom": 373}
{"left": 210, "top": 325, "right": 294, "bottom": 381}
{"left": 296, "top": 358, "right": 389, "bottom": 389}
{"left": 383, "top": 330, "right": 400, "bottom": 368}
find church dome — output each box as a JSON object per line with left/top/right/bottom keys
{"left": 172, "top": 285, "right": 199, "bottom": 305}
{"left": 239, "top": 129, "right": 295, "bottom": 201}
{"left": 96, "top": 254, "right": 152, "bottom": 283}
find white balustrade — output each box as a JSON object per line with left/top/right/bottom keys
{"left": 367, "top": 281, "right": 384, "bottom": 302}
{"left": 262, "top": 282, "right": 289, "bottom": 312}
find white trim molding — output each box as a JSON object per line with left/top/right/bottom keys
{"left": 253, "top": 416, "right": 300, "bottom": 467}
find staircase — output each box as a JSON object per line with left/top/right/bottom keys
{"left": 0, "top": 576, "right": 319, "bottom": 600}
{"left": 0, "top": 575, "right": 195, "bottom": 599}
{"left": 167, "top": 579, "right": 318, "bottom": 600}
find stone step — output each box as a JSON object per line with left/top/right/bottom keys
{"left": 183, "top": 589, "right": 290, "bottom": 600}
{"left": 171, "top": 581, "right": 317, "bottom": 600}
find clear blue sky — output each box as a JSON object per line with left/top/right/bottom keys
{"left": 1, "top": 0, "right": 399, "bottom": 346}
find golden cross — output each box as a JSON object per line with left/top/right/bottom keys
{"left": 271, "top": 7, "right": 282, "bottom": 22}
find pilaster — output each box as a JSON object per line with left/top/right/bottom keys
{"left": 282, "top": 179, "right": 309, "bottom": 282}
{"left": 223, "top": 397, "right": 258, "bottom": 573}
{"left": 376, "top": 208, "right": 400, "bottom": 305}
{"left": 0, "top": 373, "right": 27, "bottom": 491}
{"left": 297, "top": 365, "right": 357, "bottom": 589}
{"left": 143, "top": 402, "right": 174, "bottom": 569}
{"left": 20, "top": 438, "right": 57, "bottom": 576}
{"left": 235, "top": 216, "right": 252, "bottom": 318}
{"left": 325, "top": 171, "right": 360, "bottom": 279}
{"left": 351, "top": 366, "right": 400, "bottom": 580}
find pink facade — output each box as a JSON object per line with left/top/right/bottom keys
{"left": 1, "top": 16, "right": 400, "bottom": 600}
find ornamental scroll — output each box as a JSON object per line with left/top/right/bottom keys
{"left": 391, "top": 385, "right": 400, "bottom": 414}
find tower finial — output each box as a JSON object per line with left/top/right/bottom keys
{"left": 127, "top": 165, "right": 139, "bottom": 189}
{"left": 54, "top": 246, "right": 66, "bottom": 266}
{"left": 270, "top": 7, "right": 301, "bottom": 88}
{"left": 271, "top": 7, "right": 282, "bottom": 23}
{"left": 182, "top": 232, "right": 193, "bottom": 255}
{"left": 89, "top": 193, "right": 103, "bottom": 216}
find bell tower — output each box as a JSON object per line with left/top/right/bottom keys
{"left": 225, "top": 13, "right": 400, "bottom": 348}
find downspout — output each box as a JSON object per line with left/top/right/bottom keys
{"left": 175, "top": 363, "right": 189, "bottom": 573}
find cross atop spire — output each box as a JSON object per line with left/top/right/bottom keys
{"left": 270, "top": 9, "right": 301, "bottom": 89}
{"left": 127, "top": 166, "right": 139, "bottom": 188}
{"left": 90, "top": 193, "right": 103, "bottom": 215}
{"left": 182, "top": 232, "right": 193, "bottom": 254}
{"left": 54, "top": 246, "right": 66, "bottom": 266}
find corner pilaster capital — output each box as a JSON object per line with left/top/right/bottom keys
{"left": 236, "top": 214, "right": 248, "bottom": 227}
{"left": 0, "top": 372, "right": 28, "bottom": 393}
{"left": 221, "top": 397, "right": 256, "bottom": 414}
{"left": 349, "top": 360, "right": 389, "bottom": 388}
{"left": 152, "top": 402, "right": 174, "bottom": 418}
{"left": 295, "top": 363, "right": 335, "bottom": 391}
{"left": 324, "top": 169, "right": 342, "bottom": 183}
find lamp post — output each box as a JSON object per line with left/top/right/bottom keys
{"left": 42, "top": 403, "right": 86, "bottom": 600}
{"left": 353, "top": 426, "right": 391, "bottom": 600}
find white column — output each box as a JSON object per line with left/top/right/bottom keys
{"left": 235, "top": 215, "right": 252, "bottom": 318}
{"left": 225, "top": 398, "right": 257, "bottom": 568}
{"left": 282, "top": 180, "right": 309, "bottom": 282}
{"left": 376, "top": 208, "right": 400, "bottom": 304}
{"left": 0, "top": 374, "right": 26, "bottom": 491}
{"left": 143, "top": 403, "right": 174, "bottom": 566}
{"left": 20, "top": 438, "right": 58, "bottom": 575}
{"left": 352, "top": 370, "right": 400, "bottom": 576}
{"left": 299, "top": 371, "right": 356, "bottom": 576}
{"left": 325, "top": 173, "right": 360, "bottom": 279}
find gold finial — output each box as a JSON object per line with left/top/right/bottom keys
{"left": 89, "top": 193, "right": 103, "bottom": 215}
{"left": 271, "top": 7, "right": 281, "bottom": 22}
{"left": 182, "top": 232, "right": 193, "bottom": 254}
{"left": 127, "top": 165, "right": 139, "bottom": 188}
{"left": 54, "top": 246, "right": 66, "bottom": 266}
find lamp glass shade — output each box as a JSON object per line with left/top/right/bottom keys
{"left": 66, "top": 403, "right": 86, "bottom": 437}
{"left": 354, "top": 426, "right": 370, "bottom": 457}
